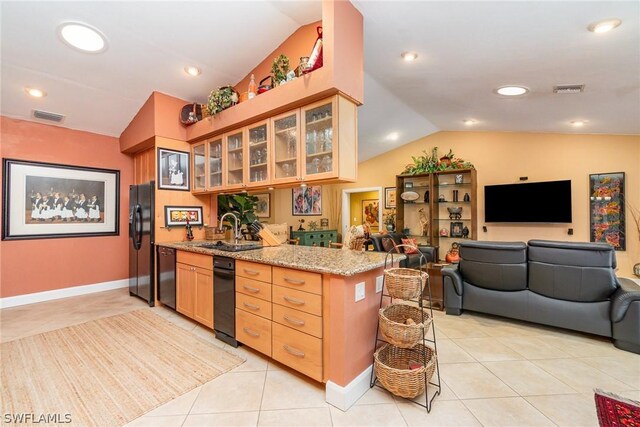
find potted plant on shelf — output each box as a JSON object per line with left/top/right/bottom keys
{"left": 383, "top": 210, "right": 396, "bottom": 232}
{"left": 402, "top": 147, "right": 475, "bottom": 175}
{"left": 206, "top": 86, "right": 239, "bottom": 117}
{"left": 217, "top": 194, "right": 258, "bottom": 239}
{"left": 271, "top": 54, "right": 290, "bottom": 86}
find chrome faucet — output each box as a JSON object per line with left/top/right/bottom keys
{"left": 220, "top": 212, "right": 241, "bottom": 242}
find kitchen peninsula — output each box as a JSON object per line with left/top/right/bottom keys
{"left": 158, "top": 241, "right": 404, "bottom": 410}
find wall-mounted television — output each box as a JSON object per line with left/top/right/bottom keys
{"left": 484, "top": 180, "right": 572, "bottom": 223}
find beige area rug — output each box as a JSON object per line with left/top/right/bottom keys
{"left": 1, "top": 309, "right": 244, "bottom": 426}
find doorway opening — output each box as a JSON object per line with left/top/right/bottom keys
{"left": 341, "top": 187, "right": 383, "bottom": 238}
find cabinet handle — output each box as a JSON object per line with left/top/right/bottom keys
{"left": 283, "top": 344, "right": 305, "bottom": 358}
{"left": 283, "top": 295, "right": 305, "bottom": 306}
{"left": 242, "top": 285, "right": 260, "bottom": 293}
{"left": 243, "top": 327, "right": 260, "bottom": 338}
{"left": 243, "top": 302, "right": 260, "bottom": 311}
{"left": 284, "top": 277, "right": 305, "bottom": 285}
{"left": 283, "top": 314, "right": 305, "bottom": 326}
{"left": 243, "top": 269, "right": 260, "bottom": 276}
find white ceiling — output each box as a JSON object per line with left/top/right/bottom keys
{"left": 2, "top": 1, "right": 639, "bottom": 162}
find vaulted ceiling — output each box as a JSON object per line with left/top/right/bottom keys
{"left": 2, "top": 1, "right": 638, "bottom": 162}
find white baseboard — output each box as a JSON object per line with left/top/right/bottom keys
{"left": 326, "top": 364, "right": 373, "bottom": 411}
{"left": 0, "top": 279, "right": 129, "bottom": 309}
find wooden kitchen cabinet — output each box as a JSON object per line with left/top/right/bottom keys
{"left": 192, "top": 142, "right": 206, "bottom": 192}
{"left": 225, "top": 130, "right": 246, "bottom": 191}
{"left": 176, "top": 251, "right": 214, "bottom": 328}
{"left": 271, "top": 110, "right": 300, "bottom": 185}
{"left": 246, "top": 120, "right": 270, "bottom": 188}
{"left": 207, "top": 137, "right": 224, "bottom": 191}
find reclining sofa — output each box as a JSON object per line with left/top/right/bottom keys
{"left": 442, "top": 240, "right": 640, "bottom": 354}
{"left": 369, "top": 232, "right": 437, "bottom": 269}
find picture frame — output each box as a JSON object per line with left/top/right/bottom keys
{"left": 157, "top": 148, "right": 189, "bottom": 191}
{"left": 455, "top": 174, "right": 464, "bottom": 184}
{"left": 404, "top": 181, "right": 414, "bottom": 189}
{"left": 164, "top": 206, "right": 203, "bottom": 227}
{"left": 589, "top": 172, "right": 625, "bottom": 250}
{"left": 2, "top": 159, "right": 120, "bottom": 240}
{"left": 320, "top": 218, "right": 329, "bottom": 227}
{"left": 450, "top": 221, "right": 464, "bottom": 238}
{"left": 254, "top": 193, "right": 271, "bottom": 218}
{"left": 362, "top": 199, "right": 380, "bottom": 230}
{"left": 292, "top": 186, "right": 322, "bottom": 215}
{"left": 385, "top": 187, "right": 397, "bottom": 209}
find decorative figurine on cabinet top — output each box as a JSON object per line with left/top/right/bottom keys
{"left": 445, "top": 242, "right": 460, "bottom": 263}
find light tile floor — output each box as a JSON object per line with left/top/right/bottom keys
{"left": 1, "top": 288, "right": 639, "bottom": 426}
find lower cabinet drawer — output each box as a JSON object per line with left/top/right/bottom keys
{"left": 272, "top": 323, "right": 322, "bottom": 382}
{"left": 236, "top": 292, "right": 272, "bottom": 320}
{"left": 272, "top": 285, "right": 322, "bottom": 316}
{"left": 272, "top": 304, "right": 322, "bottom": 338}
{"left": 236, "top": 309, "right": 271, "bottom": 357}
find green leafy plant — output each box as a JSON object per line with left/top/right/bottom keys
{"left": 217, "top": 194, "right": 258, "bottom": 227}
{"left": 402, "top": 147, "right": 474, "bottom": 175}
{"left": 383, "top": 209, "right": 396, "bottom": 226}
{"left": 206, "top": 85, "right": 239, "bottom": 117}
{"left": 271, "top": 54, "right": 290, "bottom": 85}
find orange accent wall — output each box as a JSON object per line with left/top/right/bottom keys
{"left": 0, "top": 117, "right": 134, "bottom": 298}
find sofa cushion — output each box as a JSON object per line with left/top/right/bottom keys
{"left": 381, "top": 236, "right": 400, "bottom": 253}
{"left": 401, "top": 238, "right": 419, "bottom": 254}
{"left": 459, "top": 241, "right": 528, "bottom": 291}
{"left": 528, "top": 240, "right": 618, "bottom": 302}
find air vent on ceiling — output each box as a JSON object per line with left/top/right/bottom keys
{"left": 32, "top": 109, "right": 65, "bottom": 123}
{"left": 553, "top": 84, "right": 585, "bottom": 94}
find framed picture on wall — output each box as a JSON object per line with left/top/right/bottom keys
{"left": 164, "top": 206, "right": 203, "bottom": 227}
{"left": 254, "top": 193, "right": 271, "bottom": 218}
{"left": 385, "top": 187, "right": 397, "bottom": 209}
{"left": 158, "top": 148, "right": 189, "bottom": 191}
{"left": 362, "top": 199, "right": 380, "bottom": 230}
{"left": 2, "top": 159, "right": 120, "bottom": 240}
{"left": 450, "top": 221, "right": 463, "bottom": 238}
{"left": 292, "top": 186, "right": 322, "bottom": 215}
{"left": 589, "top": 172, "right": 625, "bottom": 250}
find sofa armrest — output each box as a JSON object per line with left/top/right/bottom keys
{"left": 417, "top": 245, "right": 437, "bottom": 263}
{"left": 611, "top": 278, "right": 640, "bottom": 323}
{"left": 442, "top": 265, "right": 463, "bottom": 296}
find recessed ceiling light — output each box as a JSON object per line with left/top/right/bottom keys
{"left": 588, "top": 19, "right": 621, "bottom": 33}
{"left": 462, "top": 119, "right": 477, "bottom": 125}
{"left": 184, "top": 66, "right": 201, "bottom": 77}
{"left": 386, "top": 132, "right": 399, "bottom": 141}
{"left": 25, "top": 87, "right": 46, "bottom": 98}
{"left": 495, "top": 86, "right": 529, "bottom": 96}
{"left": 401, "top": 52, "right": 418, "bottom": 62}
{"left": 58, "top": 22, "right": 107, "bottom": 53}
{"left": 570, "top": 120, "right": 588, "bottom": 127}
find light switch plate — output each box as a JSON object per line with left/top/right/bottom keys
{"left": 355, "top": 282, "right": 365, "bottom": 302}
{"left": 376, "top": 275, "right": 384, "bottom": 293}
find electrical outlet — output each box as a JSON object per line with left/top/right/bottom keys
{"left": 376, "top": 275, "right": 384, "bottom": 293}
{"left": 355, "top": 282, "right": 365, "bottom": 302}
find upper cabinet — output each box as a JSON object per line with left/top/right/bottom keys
{"left": 190, "top": 95, "right": 356, "bottom": 193}
{"left": 193, "top": 143, "right": 206, "bottom": 192}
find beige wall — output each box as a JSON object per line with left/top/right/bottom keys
{"left": 332, "top": 131, "right": 639, "bottom": 276}
{"left": 349, "top": 190, "right": 379, "bottom": 228}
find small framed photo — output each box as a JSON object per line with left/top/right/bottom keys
{"left": 164, "top": 206, "right": 203, "bottom": 227}
{"left": 158, "top": 148, "right": 189, "bottom": 191}
{"left": 450, "top": 221, "right": 464, "bottom": 238}
{"left": 320, "top": 218, "right": 329, "bottom": 227}
{"left": 385, "top": 187, "right": 397, "bottom": 209}
{"left": 254, "top": 193, "right": 271, "bottom": 218}
{"left": 455, "top": 174, "right": 464, "bottom": 184}
{"left": 2, "top": 159, "right": 120, "bottom": 240}
{"left": 404, "top": 181, "right": 414, "bottom": 189}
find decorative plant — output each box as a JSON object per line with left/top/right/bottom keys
{"left": 383, "top": 209, "right": 396, "bottom": 226}
{"left": 271, "top": 54, "right": 290, "bottom": 85}
{"left": 217, "top": 194, "right": 258, "bottom": 228}
{"left": 402, "top": 146, "right": 474, "bottom": 175}
{"left": 206, "top": 85, "right": 239, "bottom": 117}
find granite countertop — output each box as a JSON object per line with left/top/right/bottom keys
{"left": 159, "top": 240, "right": 405, "bottom": 276}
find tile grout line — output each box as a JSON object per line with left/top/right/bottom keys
{"left": 255, "top": 367, "right": 269, "bottom": 426}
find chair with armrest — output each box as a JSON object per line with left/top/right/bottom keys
{"left": 331, "top": 225, "right": 366, "bottom": 250}
{"left": 369, "top": 232, "right": 438, "bottom": 268}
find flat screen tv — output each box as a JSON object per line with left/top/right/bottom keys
{"left": 484, "top": 180, "right": 572, "bottom": 223}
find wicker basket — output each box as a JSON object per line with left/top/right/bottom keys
{"left": 379, "top": 304, "right": 432, "bottom": 348}
{"left": 374, "top": 343, "right": 437, "bottom": 399}
{"left": 384, "top": 268, "right": 427, "bottom": 300}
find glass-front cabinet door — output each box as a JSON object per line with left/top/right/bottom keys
{"left": 207, "top": 137, "right": 223, "bottom": 190}
{"left": 247, "top": 121, "right": 269, "bottom": 187}
{"left": 301, "top": 98, "right": 337, "bottom": 180}
{"left": 225, "top": 131, "right": 245, "bottom": 190}
{"left": 271, "top": 110, "right": 300, "bottom": 184}
{"left": 192, "top": 142, "right": 206, "bottom": 192}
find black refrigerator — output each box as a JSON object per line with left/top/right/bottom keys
{"left": 129, "top": 181, "right": 155, "bottom": 306}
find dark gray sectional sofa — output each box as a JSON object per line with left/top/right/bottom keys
{"left": 442, "top": 240, "right": 640, "bottom": 354}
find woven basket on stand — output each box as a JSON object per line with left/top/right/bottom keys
{"left": 379, "top": 303, "right": 432, "bottom": 348}
{"left": 374, "top": 343, "right": 437, "bottom": 399}
{"left": 383, "top": 268, "right": 427, "bottom": 300}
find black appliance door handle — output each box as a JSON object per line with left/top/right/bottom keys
{"left": 133, "top": 204, "right": 143, "bottom": 250}
{"left": 215, "top": 270, "right": 235, "bottom": 280}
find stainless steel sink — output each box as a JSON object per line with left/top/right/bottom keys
{"left": 197, "top": 241, "right": 262, "bottom": 252}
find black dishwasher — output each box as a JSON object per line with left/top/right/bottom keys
{"left": 156, "top": 246, "right": 176, "bottom": 310}
{"left": 214, "top": 256, "right": 237, "bottom": 347}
